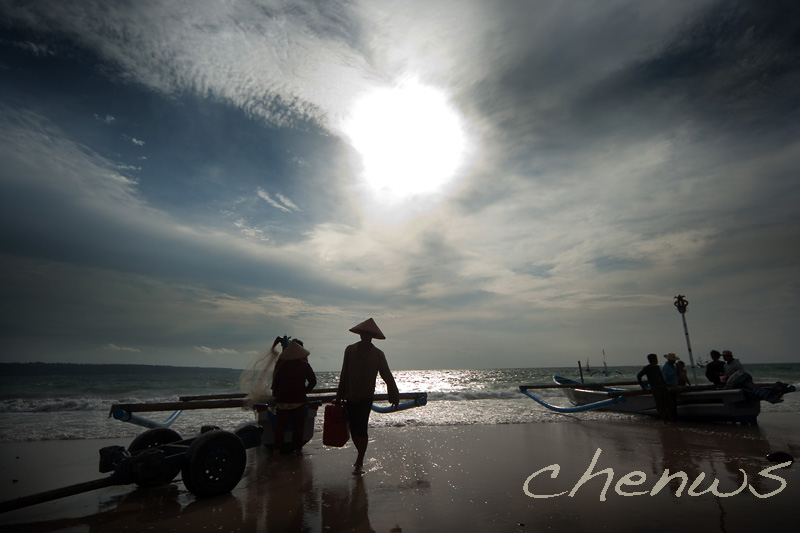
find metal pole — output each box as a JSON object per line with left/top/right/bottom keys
{"left": 674, "top": 295, "right": 698, "bottom": 383}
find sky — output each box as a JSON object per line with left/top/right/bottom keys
{"left": 1, "top": 0, "right": 799, "bottom": 371}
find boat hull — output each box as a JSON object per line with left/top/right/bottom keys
{"left": 556, "top": 377, "right": 761, "bottom": 423}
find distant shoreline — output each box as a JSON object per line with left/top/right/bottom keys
{"left": 1, "top": 361, "right": 796, "bottom": 376}
{"left": 0, "top": 362, "right": 242, "bottom": 375}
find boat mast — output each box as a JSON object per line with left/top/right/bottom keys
{"left": 674, "top": 295, "right": 698, "bottom": 383}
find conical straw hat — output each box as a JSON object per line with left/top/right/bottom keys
{"left": 280, "top": 340, "right": 310, "bottom": 360}
{"left": 349, "top": 318, "right": 386, "bottom": 340}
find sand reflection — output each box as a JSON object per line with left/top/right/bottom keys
{"left": 245, "top": 445, "right": 379, "bottom": 532}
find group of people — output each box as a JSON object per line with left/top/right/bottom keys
{"left": 636, "top": 348, "right": 789, "bottom": 421}
{"left": 636, "top": 349, "right": 745, "bottom": 422}
{"left": 636, "top": 353, "right": 678, "bottom": 422}
{"left": 266, "top": 317, "right": 399, "bottom": 475}
{"left": 704, "top": 349, "right": 743, "bottom": 386}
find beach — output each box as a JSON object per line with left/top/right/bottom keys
{"left": 1, "top": 413, "right": 797, "bottom": 532}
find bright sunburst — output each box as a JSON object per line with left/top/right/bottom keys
{"left": 342, "top": 79, "right": 468, "bottom": 203}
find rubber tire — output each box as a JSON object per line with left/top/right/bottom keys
{"left": 181, "top": 430, "right": 246, "bottom": 498}
{"left": 128, "top": 428, "right": 183, "bottom": 487}
{"left": 129, "top": 428, "right": 183, "bottom": 452}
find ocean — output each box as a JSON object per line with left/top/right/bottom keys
{"left": 1, "top": 363, "right": 799, "bottom": 443}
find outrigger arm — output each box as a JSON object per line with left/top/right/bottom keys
{"left": 371, "top": 396, "right": 427, "bottom": 413}
{"left": 110, "top": 390, "right": 429, "bottom": 430}
{"left": 112, "top": 408, "right": 183, "bottom": 429}
{"left": 518, "top": 386, "right": 627, "bottom": 413}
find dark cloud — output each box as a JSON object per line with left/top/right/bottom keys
{"left": 584, "top": 0, "right": 800, "bottom": 134}
{"left": 464, "top": 0, "right": 800, "bottom": 187}
{"left": 2, "top": 0, "right": 799, "bottom": 368}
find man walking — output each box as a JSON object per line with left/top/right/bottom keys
{"left": 337, "top": 318, "right": 399, "bottom": 475}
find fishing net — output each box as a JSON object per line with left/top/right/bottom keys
{"left": 239, "top": 346, "right": 279, "bottom": 410}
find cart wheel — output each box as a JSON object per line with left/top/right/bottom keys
{"left": 128, "top": 428, "right": 183, "bottom": 487}
{"left": 129, "top": 428, "right": 183, "bottom": 452}
{"left": 181, "top": 430, "right": 246, "bottom": 498}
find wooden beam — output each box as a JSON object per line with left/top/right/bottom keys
{"left": 520, "top": 381, "right": 640, "bottom": 390}
{"left": 178, "top": 388, "right": 340, "bottom": 402}
{"left": 110, "top": 399, "right": 246, "bottom": 414}
{"left": 0, "top": 477, "right": 115, "bottom": 513}
{"left": 111, "top": 392, "right": 426, "bottom": 414}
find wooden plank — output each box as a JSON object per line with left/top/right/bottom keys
{"left": 110, "top": 398, "right": 246, "bottom": 414}
{"left": 178, "top": 393, "right": 247, "bottom": 401}
{"left": 178, "top": 388, "right": 340, "bottom": 402}
{"left": 0, "top": 477, "right": 115, "bottom": 513}
{"left": 522, "top": 381, "right": 785, "bottom": 392}
{"left": 520, "top": 381, "right": 640, "bottom": 390}
{"left": 111, "top": 392, "right": 427, "bottom": 414}
{"left": 569, "top": 383, "right": 783, "bottom": 398}
{"left": 303, "top": 393, "right": 426, "bottom": 405}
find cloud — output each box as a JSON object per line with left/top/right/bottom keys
{"left": 257, "top": 188, "right": 297, "bottom": 213}
{"left": 104, "top": 343, "right": 140, "bottom": 352}
{"left": 2, "top": 1, "right": 800, "bottom": 369}
{"left": 94, "top": 113, "right": 116, "bottom": 124}
{"left": 0, "top": 0, "right": 378, "bottom": 130}
{"left": 234, "top": 219, "right": 269, "bottom": 242}
{"left": 120, "top": 134, "right": 145, "bottom": 146}
{"left": 276, "top": 193, "right": 300, "bottom": 212}
{"left": 0, "top": 107, "right": 142, "bottom": 207}
{"left": 0, "top": 106, "right": 348, "bottom": 302}
{"left": 194, "top": 346, "right": 247, "bottom": 355}
{"left": 9, "top": 39, "right": 55, "bottom": 56}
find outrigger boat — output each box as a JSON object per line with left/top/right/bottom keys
{"left": 588, "top": 350, "right": 623, "bottom": 377}
{"left": 519, "top": 294, "right": 798, "bottom": 424}
{"left": 520, "top": 376, "right": 796, "bottom": 424}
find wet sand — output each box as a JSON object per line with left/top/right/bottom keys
{"left": 1, "top": 413, "right": 798, "bottom": 532}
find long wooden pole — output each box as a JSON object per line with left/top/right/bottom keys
{"left": 178, "top": 388, "right": 339, "bottom": 402}
{"left": 110, "top": 399, "right": 246, "bottom": 414}
{"left": 111, "top": 392, "right": 426, "bottom": 414}
{"left": 521, "top": 382, "right": 782, "bottom": 393}
{"left": 674, "top": 295, "right": 698, "bottom": 383}
{"left": 520, "top": 381, "right": 641, "bottom": 390}
{"left": 681, "top": 313, "right": 698, "bottom": 383}
{"left": 0, "top": 477, "right": 116, "bottom": 513}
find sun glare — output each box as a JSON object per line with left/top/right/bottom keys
{"left": 342, "top": 79, "right": 468, "bottom": 203}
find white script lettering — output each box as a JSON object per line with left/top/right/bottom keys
{"left": 522, "top": 448, "right": 789, "bottom": 501}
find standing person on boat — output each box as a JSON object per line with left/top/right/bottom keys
{"left": 271, "top": 338, "right": 317, "bottom": 456}
{"left": 637, "top": 353, "right": 676, "bottom": 422}
{"left": 676, "top": 360, "right": 691, "bottom": 386}
{"left": 705, "top": 350, "right": 724, "bottom": 386}
{"left": 336, "top": 318, "right": 400, "bottom": 475}
{"left": 661, "top": 353, "right": 681, "bottom": 387}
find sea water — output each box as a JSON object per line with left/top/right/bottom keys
{"left": 1, "top": 363, "right": 798, "bottom": 443}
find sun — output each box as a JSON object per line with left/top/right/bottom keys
{"left": 342, "top": 79, "right": 468, "bottom": 202}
